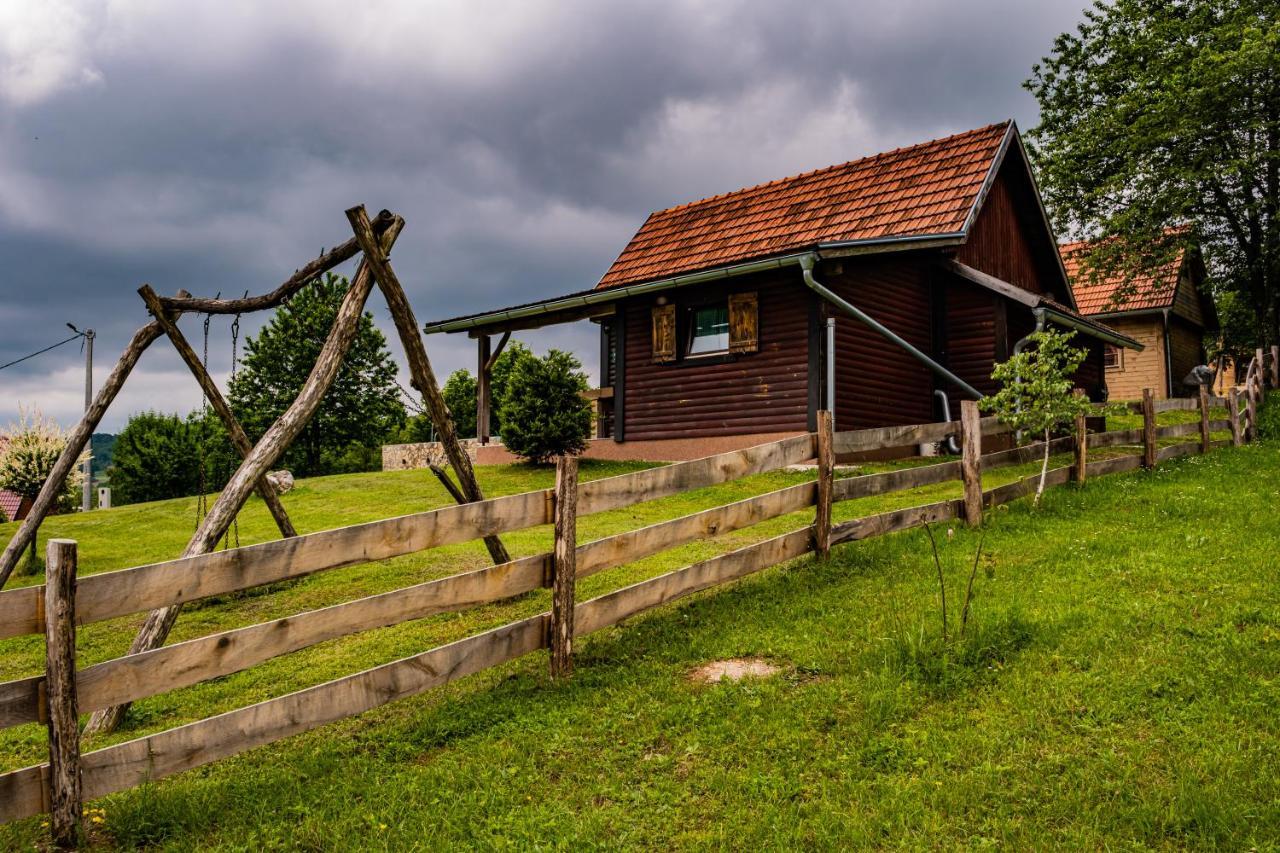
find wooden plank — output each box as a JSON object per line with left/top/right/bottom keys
{"left": 1142, "top": 388, "right": 1157, "bottom": 469}
{"left": 577, "top": 433, "right": 815, "bottom": 516}
{"left": 833, "top": 421, "right": 956, "bottom": 455}
{"left": 577, "top": 482, "right": 814, "bottom": 578}
{"left": 1156, "top": 421, "right": 1201, "bottom": 438}
{"left": 960, "top": 400, "right": 983, "bottom": 526}
{"left": 44, "top": 540, "right": 81, "bottom": 848}
{"left": 981, "top": 437, "right": 1073, "bottom": 469}
{"left": 815, "top": 411, "right": 834, "bottom": 559}
{"left": 1086, "top": 452, "right": 1144, "bottom": 477}
{"left": 1151, "top": 398, "right": 1200, "bottom": 412}
{"left": 0, "top": 585, "right": 41, "bottom": 641}
{"left": 0, "top": 489, "right": 550, "bottom": 640}
{"left": 1156, "top": 441, "right": 1199, "bottom": 462}
{"left": 0, "top": 615, "right": 550, "bottom": 824}
{"left": 0, "top": 674, "right": 40, "bottom": 730}
{"left": 1088, "top": 428, "right": 1144, "bottom": 449}
{"left": 833, "top": 460, "right": 960, "bottom": 502}
{"left": 574, "top": 529, "right": 813, "bottom": 637}
{"left": 983, "top": 466, "right": 1073, "bottom": 509}
{"left": 829, "top": 499, "right": 962, "bottom": 547}
{"left": 550, "top": 457, "right": 578, "bottom": 678}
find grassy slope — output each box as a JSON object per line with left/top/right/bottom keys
{"left": 1, "top": 412, "right": 1274, "bottom": 849}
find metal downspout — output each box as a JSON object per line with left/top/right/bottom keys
{"left": 799, "top": 255, "right": 982, "bottom": 399}
{"left": 933, "top": 389, "right": 961, "bottom": 453}
{"left": 825, "top": 316, "right": 835, "bottom": 426}
{"left": 1162, "top": 308, "right": 1173, "bottom": 398}
{"left": 1010, "top": 308, "right": 1047, "bottom": 442}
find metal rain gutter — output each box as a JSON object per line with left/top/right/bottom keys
{"left": 423, "top": 252, "right": 814, "bottom": 334}
{"left": 1040, "top": 305, "right": 1143, "bottom": 351}
{"left": 799, "top": 254, "right": 983, "bottom": 400}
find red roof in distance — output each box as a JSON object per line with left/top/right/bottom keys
{"left": 597, "top": 121, "right": 1013, "bottom": 290}
{"left": 1060, "top": 238, "right": 1185, "bottom": 316}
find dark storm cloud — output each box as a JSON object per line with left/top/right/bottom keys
{"left": 0, "top": 0, "right": 1087, "bottom": 430}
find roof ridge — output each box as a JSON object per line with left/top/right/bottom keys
{"left": 650, "top": 120, "right": 1012, "bottom": 218}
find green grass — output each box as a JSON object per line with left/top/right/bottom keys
{"left": 2, "top": 410, "right": 1279, "bottom": 849}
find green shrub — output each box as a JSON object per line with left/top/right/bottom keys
{"left": 1256, "top": 391, "right": 1280, "bottom": 441}
{"left": 496, "top": 349, "right": 592, "bottom": 463}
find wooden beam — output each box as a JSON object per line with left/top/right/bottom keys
{"left": 345, "top": 205, "right": 510, "bottom": 566}
{"left": 0, "top": 322, "right": 164, "bottom": 589}
{"left": 959, "top": 400, "right": 983, "bottom": 526}
{"left": 428, "top": 464, "right": 467, "bottom": 504}
{"left": 87, "top": 212, "right": 407, "bottom": 736}
{"left": 155, "top": 210, "right": 397, "bottom": 316}
{"left": 1073, "top": 390, "right": 1087, "bottom": 484}
{"left": 44, "top": 540, "right": 81, "bottom": 850}
{"left": 138, "top": 285, "right": 297, "bottom": 540}
{"left": 814, "top": 410, "right": 834, "bottom": 559}
{"left": 550, "top": 456, "right": 578, "bottom": 678}
{"left": 1229, "top": 387, "right": 1243, "bottom": 447}
{"left": 831, "top": 499, "right": 962, "bottom": 547}
{"left": 461, "top": 303, "right": 616, "bottom": 338}
{"left": 1142, "top": 388, "right": 1157, "bottom": 469}
{"left": 485, "top": 331, "right": 511, "bottom": 373}
{"left": 1198, "top": 383, "right": 1211, "bottom": 453}
{"left": 477, "top": 334, "right": 491, "bottom": 445}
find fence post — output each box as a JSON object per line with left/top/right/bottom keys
{"left": 44, "top": 539, "right": 82, "bottom": 849}
{"left": 1258, "top": 347, "right": 1267, "bottom": 390}
{"left": 960, "top": 399, "right": 982, "bottom": 526}
{"left": 1073, "top": 389, "right": 1087, "bottom": 484}
{"left": 549, "top": 455, "right": 578, "bottom": 679}
{"left": 1272, "top": 344, "right": 1278, "bottom": 389}
{"left": 1142, "top": 388, "right": 1157, "bottom": 469}
{"left": 1228, "top": 387, "right": 1243, "bottom": 447}
{"left": 815, "top": 410, "right": 834, "bottom": 560}
{"left": 1198, "top": 383, "right": 1211, "bottom": 454}
{"left": 1247, "top": 372, "right": 1259, "bottom": 442}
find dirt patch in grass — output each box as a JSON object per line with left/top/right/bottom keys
{"left": 687, "top": 657, "right": 783, "bottom": 684}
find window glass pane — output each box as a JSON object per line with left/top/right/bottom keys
{"left": 689, "top": 306, "right": 729, "bottom": 354}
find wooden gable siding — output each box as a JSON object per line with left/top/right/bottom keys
{"left": 620, "top": 272, "right": 810, "bottom": 441}
{"left": 1172, "top": 270, "right": 1206, "bottom": 327}
{"left": 824, "top": 256, "right": 935, "bottom": 429}
{"left": 1167, "top": 317, "right": 1205, "bottom": 394}
{"left": 1099, "top": 316, "right": 1168, "bottom": 400}
{"left": 956, "top": 162, "right": 1064, "bottom": 300}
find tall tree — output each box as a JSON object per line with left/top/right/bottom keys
{"left": 439, "top": 340, "right": 534, "bottom": 440}
{"left": 1026, "top": 0, "right": 1280, "bottom": 349}
{"left": 108, "top": 412, "right": 202, "bottom": 505}
{"left": 230, "top": 273, "right": 405, "bottom": 475}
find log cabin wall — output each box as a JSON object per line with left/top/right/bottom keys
{"left": 620, "top": 270, "right": 811, "bottom": 441}
{"left": 820, "top": 255, "right": 936, "bottom": 429}
{"left": 938, "top": 276, "right": 1005, "bottom": 414}
{"left": 1098, "top": 316, "right": 1168, "bottom": 400}
{"left": 1167, "top": 317, "right": 1206, "bottom": 395}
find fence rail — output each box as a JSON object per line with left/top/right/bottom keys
{"left": 0, "top": 373, "right": 1269, "bottom": 836}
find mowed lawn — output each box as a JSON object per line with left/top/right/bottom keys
{"left": 1, "top": 411, "right": 1277, "bottom": 849}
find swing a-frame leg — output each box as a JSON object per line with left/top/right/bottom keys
{"left": 346, "top": 205, "right": 510, "bottom": 564}
{"left": 137, "top": 284, "right": 298, "bottom": 539}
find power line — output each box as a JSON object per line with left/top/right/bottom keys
{"left": 0, "top": 332, "right": 85, "bottom": 372}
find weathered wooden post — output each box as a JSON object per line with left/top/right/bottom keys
{"left": 1197, "top": 383, "right": 1211, "bottom": 453}
{"left": 549, "top": 455, "right": 578, "bottom": 678}
{"left": 1142, "top": 388, "right": 1157, "bottom": 469}
{"left": 476, "top": 334, "right": 491, "bottom": 445}
{"left": 1228, "top": 387, "right": 1243, "bottom": 447}
{"left": 1247, "top": 375, "right": 1259, "bottom": 442}
{"left": 1073, "top": 389, "right": 1087, "bottom": 484}
{"left": 1271, "top": 344, "right": 1278, "bottom": 389}
{"left": 959, "top": 399, "right": 982, "bottom": 526}
{"left": 1258, "top": 347, "right": 1267, "bottom": 390}
{"left": 44, "top": 539, "right": 82, "bottom": 849}
{"left": 814, "top": 410, "right": 834, "bottom": 559}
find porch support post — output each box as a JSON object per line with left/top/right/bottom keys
{"left": 477, "top": 334, "right": 491, "bottom": 445}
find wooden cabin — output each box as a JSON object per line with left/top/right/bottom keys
{"left": 1061, "top": 238, "right": 1217, "bottom": 400}
{"left": 424, "top": 121, "right": 1140, "bottom": 462}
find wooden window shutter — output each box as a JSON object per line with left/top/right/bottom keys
{"left": 651, "top": 304, "right": 676, "bottom": 363}
{"left": 728, "top": 292, "right": 759, "bottom": 353}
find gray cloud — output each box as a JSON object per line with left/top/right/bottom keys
{"left": 0, "top": 0, "right": 1087, "bottom": 431}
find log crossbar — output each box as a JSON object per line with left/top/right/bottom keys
{"left": 0, "top": 393, "right": 1260, "bottom": 829}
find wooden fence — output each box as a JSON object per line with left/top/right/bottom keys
{"left": 0, "top": 372, "right": 1269, "bottom": 845}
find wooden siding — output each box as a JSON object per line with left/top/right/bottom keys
{"left": 957, "top": 161, "right": 1067, "bottom": 302}
{"left": 620, "top": 272, "right": 810, "bottom": 440}
{"left": 1172, "top": 270, "right": 1206, "bottom": 327}
{"left": 823, "top": 256, "right": 935, "bottom": 429}
{"left": 1167, "top": 317, "right": 1205, "bottom": 395}
{"left": 1095, "top": 316, "right": 1167, "bottom": 400}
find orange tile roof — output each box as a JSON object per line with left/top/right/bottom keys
{"left": 597, "top": 121, "right": 1013, "bottom": 290}
{"left": 1060, "top": 238, "right": 1184, "bottom": 315}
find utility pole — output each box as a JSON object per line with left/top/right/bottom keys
{"left": 81, "top": 329, "right": 94, "bottom": 511}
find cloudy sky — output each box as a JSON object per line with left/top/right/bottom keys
{"left": 0, "top": 0, "right": 1087, "bottom": 432}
